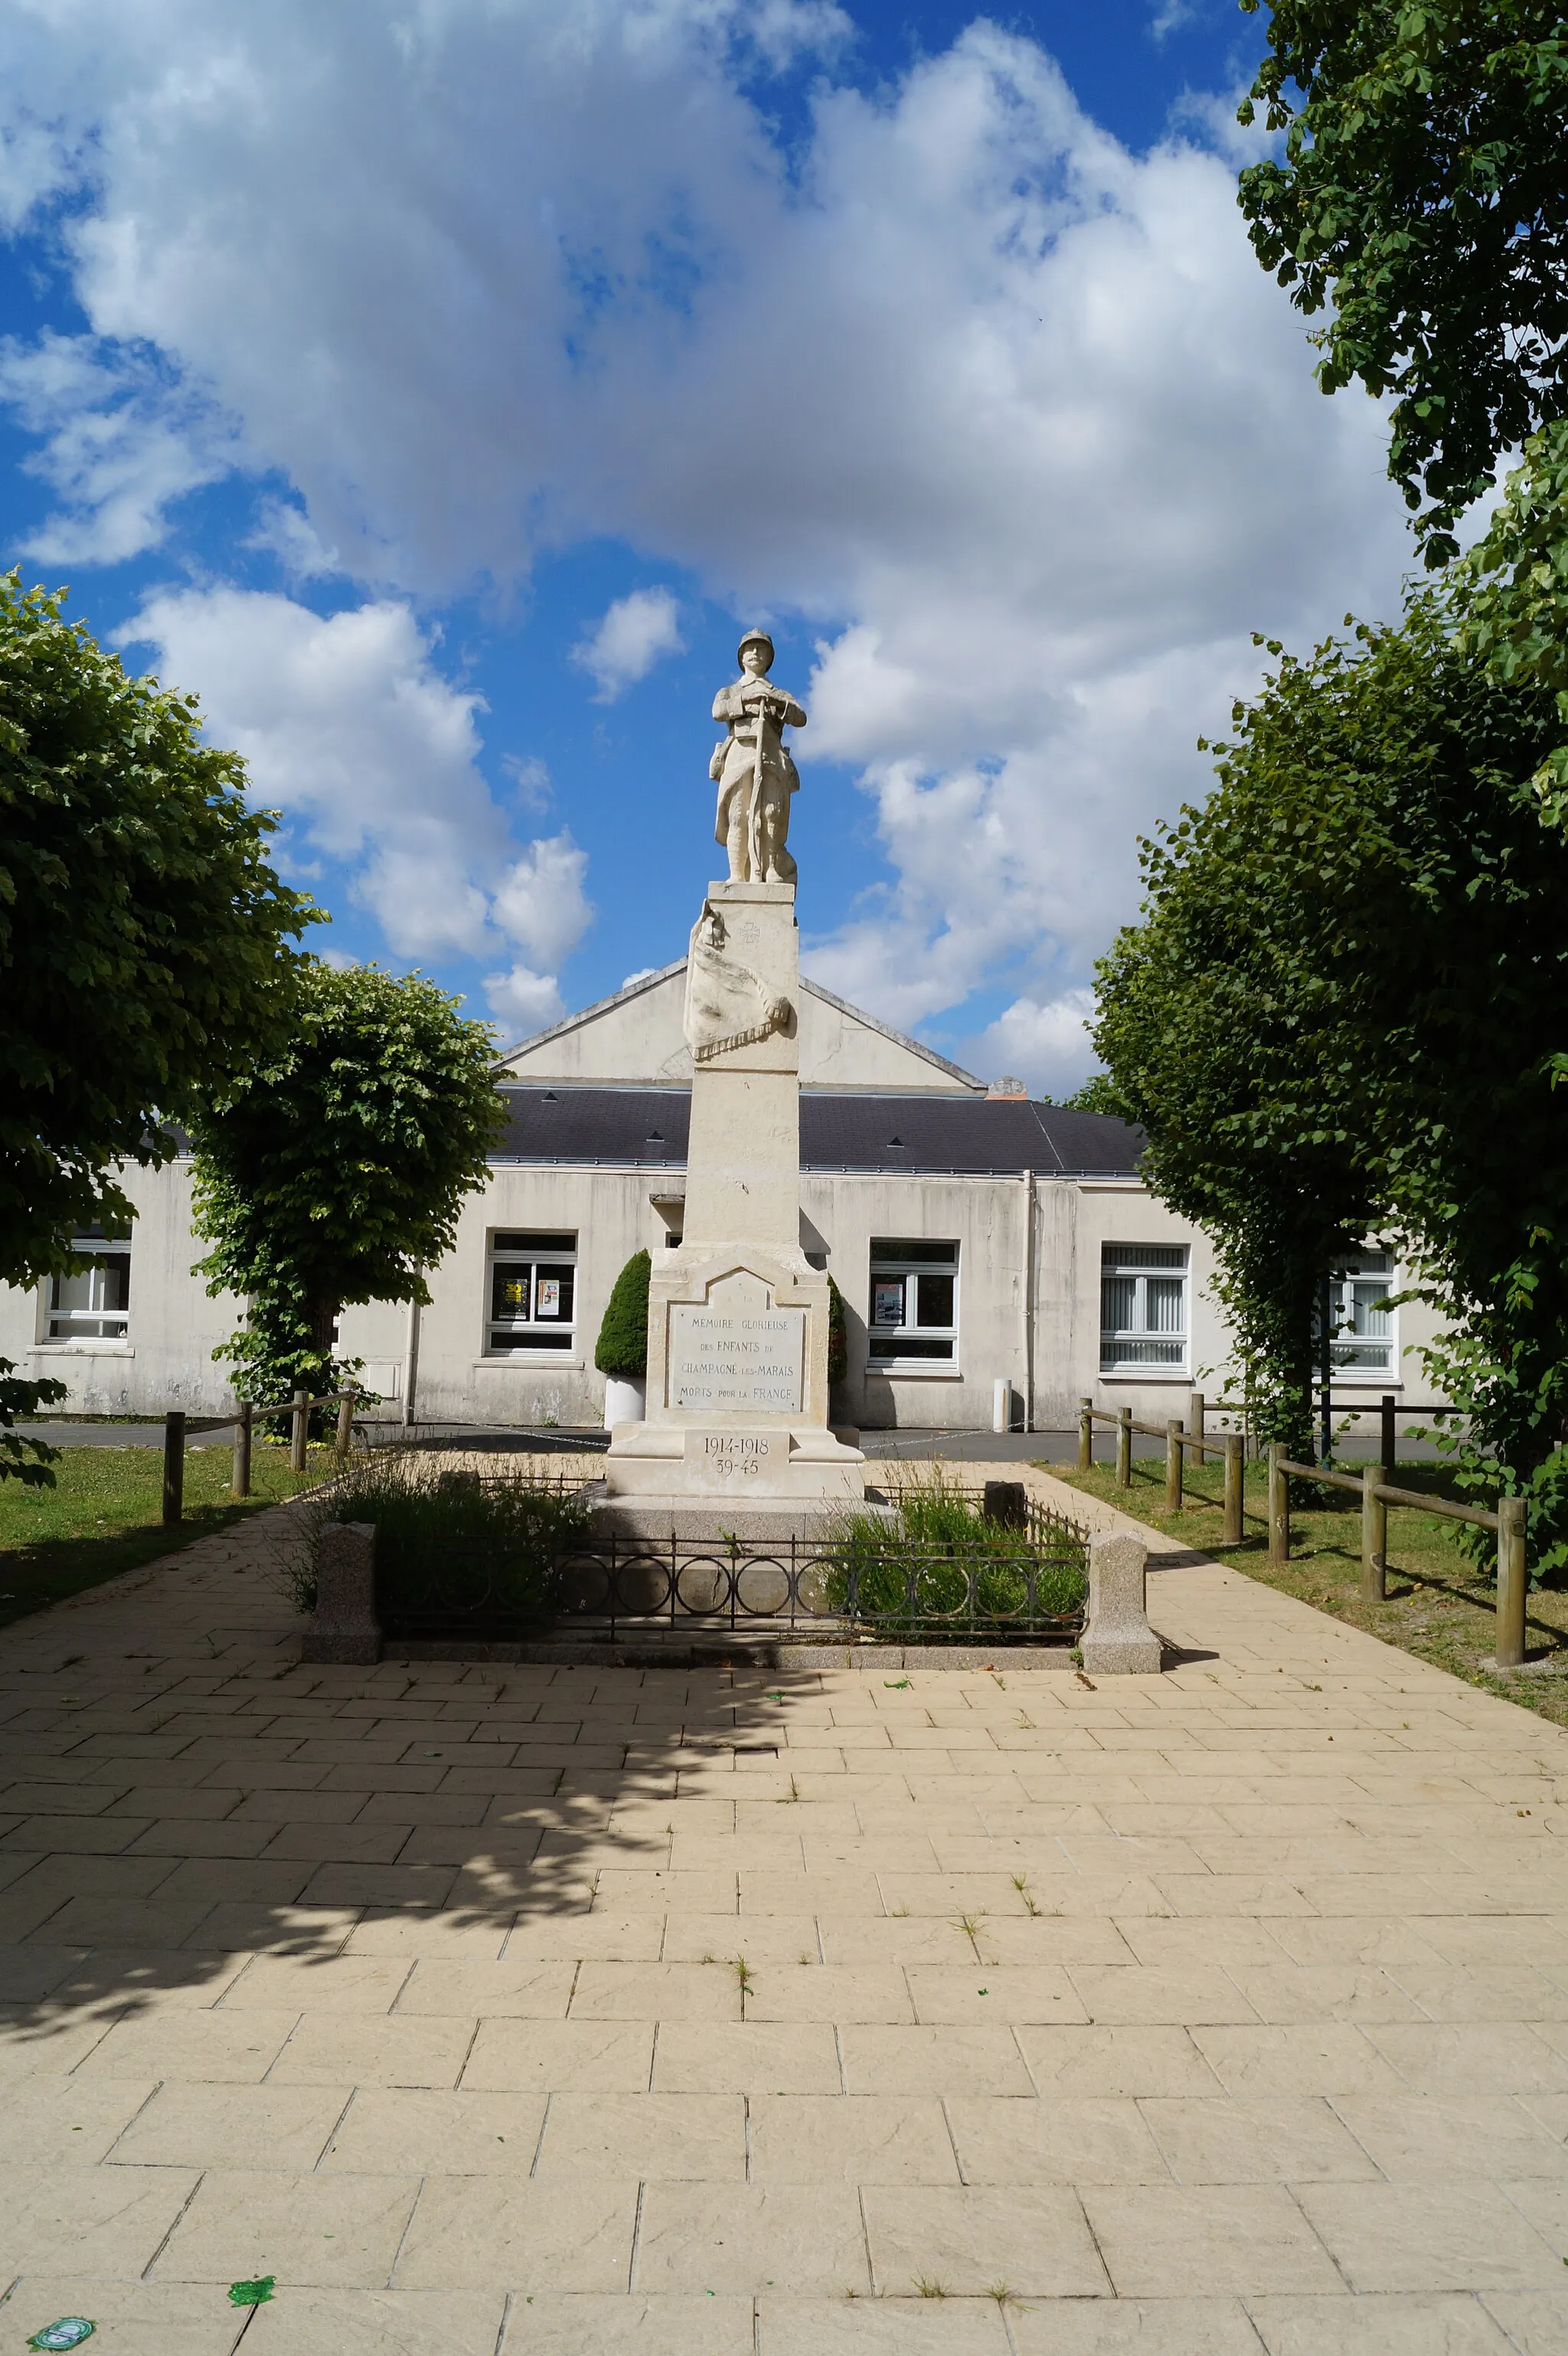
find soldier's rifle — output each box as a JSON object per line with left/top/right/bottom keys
{"left": 746, "top": 683, "right": 785, "bottom": 883}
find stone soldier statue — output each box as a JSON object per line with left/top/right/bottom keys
{"left": 710, "top": 627, "right": 805, "bottom": 884}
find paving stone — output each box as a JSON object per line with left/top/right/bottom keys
{"left": 6, "top": 1473, "right": 1568, "bottom": 2343}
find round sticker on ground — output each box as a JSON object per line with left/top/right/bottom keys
{"left": 28, "top": 2322, "right": 96, "bottom": 2351}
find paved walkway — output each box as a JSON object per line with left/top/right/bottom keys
{"left": 2, "top": 1470, "right": 1568, "bottom": 2353}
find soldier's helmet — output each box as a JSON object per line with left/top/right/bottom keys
{"left": 737, "top": 627, "right": 775, "bottom": 666}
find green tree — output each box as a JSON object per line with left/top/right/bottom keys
{"left": 595, "top": 1250, "right": 651, "bottom": 1381}
{"left": 1060, "top": 1074, "right": 1131, "bottom": 1118}
{"left": 0, "top": 571, "right": 314, "bottom": 1292}
{"left": 1237, "top": 0, "right": 1568, "bottom": 559}
{"left": 191, "top": 962, "right": 506, "bottom": 1406}
{"left": 1236, "top": 5, "right": 1568, "bottom": 796}
{"left": 1093, "top": 593, "right": 1568, "bottom": 1565}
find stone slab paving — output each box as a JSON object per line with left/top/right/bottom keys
{"left": 1, "top": 1472, "right": 1567, "bottom": 2351}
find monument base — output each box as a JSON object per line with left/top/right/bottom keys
{"left": 605, "top": 1419, "right": 865, "bottom": 1498}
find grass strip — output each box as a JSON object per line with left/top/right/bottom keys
{"left": 1050, "top": 1454, "right": 1568, "bottom": 1731}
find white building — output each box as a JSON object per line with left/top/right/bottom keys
{"left": 1, "top": 960, "right": 1434, "bottom": 1434}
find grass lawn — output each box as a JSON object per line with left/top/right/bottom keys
{"left": 0, "top": 1440, "right": 338, "bottom": 1634}
{"left": 1050, "top": 1453, "right": 1568, "bottom": 1732}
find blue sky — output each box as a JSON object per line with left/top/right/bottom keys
{"left": 0, "top": 1, "right": 1413, "bottom": 1088}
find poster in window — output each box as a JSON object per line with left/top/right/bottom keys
{"left": 873, "top": 1278, "right": 904, "bottom": 1328}
{"left": 536, "top": 1276, "right": 560, "bottom": 1318}
{"left": 501, "top": 1276, "right": 528, "bottom": 1314}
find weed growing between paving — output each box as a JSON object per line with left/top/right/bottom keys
{"left": 1054, "top": 1453, "right": 1568, "bottom": 1730}
{"left": 826, "top": 1471, "right": 1086, "bottom": 1636}
{"left": 297, "top": 1449, "right": 591, "bottom": 1629}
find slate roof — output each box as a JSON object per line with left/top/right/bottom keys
{"left": 493, "top": 1087, "right": 1145, "bottom": 1178}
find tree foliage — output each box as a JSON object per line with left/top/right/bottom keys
{"left": 191, "top": 963, "right": 506, "bottom": 1405}
{"left": 0, "top": 1360, "right": 64, "bottom": 1487}
{"left": 0, "top": 572, "right": 314, "bottom": 1292}
{"left": 594, "top": 1249, "right": 652, "bottom": 1382}
{"left": 1093, "top": 593, "right": 1568, "bottom": 1564}
{"left": 1237, "top": 0, "right": 1568, "bottom": 560}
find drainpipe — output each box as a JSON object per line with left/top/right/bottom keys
{"left": 402, "top": 1287, "right": 423, "bottom": 1432}
{"left": 1021, "top": 1168, "right": 1035, "bottom": 1436}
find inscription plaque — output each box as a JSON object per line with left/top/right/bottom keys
{"left": 669, "top": 1302, "right": 805, "bottom": 1413}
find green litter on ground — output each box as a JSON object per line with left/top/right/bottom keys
{"left": 28, "top": 2324, "right": 94, "bottom": 2351}
{"left": 227, "top": 2279, "right": 276, "bottom": 2308}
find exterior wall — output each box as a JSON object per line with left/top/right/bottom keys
{"left": 402, "top": 1166, "right": 658, "bottom": 1428}
{"left": 1, "top": 1152, "right": 1452, "bottom": 1433}
{"left": 0, "top": 1159, "right": 243, "bottom": 1416}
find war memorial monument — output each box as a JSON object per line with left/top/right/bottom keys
{"left": 599, "top": 627, "right": 870, "bottom": 1532}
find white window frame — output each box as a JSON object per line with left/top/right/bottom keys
{"left": 485, "top": 1230, "right": 578, "bottom": 1358}
{"left": 1100, "top": 1243, "right": 1189, "bottom": 1374}
{"left": 1323, "top": 1247, "right": 1397, "bottom": 1381}
{"left": 867, "top": 1239, "right": 960, "bottom": 1373}
{"left": 47, "top": 1226, "right": 132, "bottom": 1345}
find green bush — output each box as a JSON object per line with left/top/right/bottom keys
{"left": 595, "top": 1249, "right": 650, "bottom": 1379}
{"left": 825, "top": 1472, "right": 1086, "bottom": 1633}
{"left": 827, "top": 1273, "right": 848, "bottom": 1388}
{"left": 298, "top": 1451, "right": 591, "bottom": 1629}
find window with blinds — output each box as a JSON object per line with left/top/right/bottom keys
{"left": 1100, "top": 1243, "right": 1188, "bottom": 1373}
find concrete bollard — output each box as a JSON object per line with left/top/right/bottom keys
{"left": 992, "top": 1377, "right": 1013, "bottom": 1435}
{"left": 302, "top": 1520, "right": 383, "bottom": 1665}
{"left": 1081, "top": 1531, "right": 1162, "bottom": 1675}
{"left": 982, "top": 1479, "right": 1029, "bottom": 1531}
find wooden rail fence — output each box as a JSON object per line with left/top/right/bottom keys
{"left": 1075, "top": 1396, "right": 1529, "bottom": 1671}
{"left": 155, "top": 1387, "right": 362, "bottom": 1525}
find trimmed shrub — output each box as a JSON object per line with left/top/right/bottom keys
{"left": 827, "top": 1273, "right": 848, "bottom": 1388}
{"left": 595, "top": 1248, "right": 650, "bottom": 1379}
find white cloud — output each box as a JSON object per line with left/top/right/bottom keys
{"left": 116, "top": 587, "right": 593, "bottom": 988}
{"left": 491, "top": 832, "right": 593, "bottom": 971}
{"left": 0, "top": 330, "right": 229, "bottom": 561}
{"left": 571, "top": 587, "right": 684, "bottom": 700}
{"left": 967, "top": 989, "right": 1099, "bottom": 1098}
{"left": 0, "top": 5, "right": 1415, "bottom": 1040}
{"left": 485, "top": 963, "right": 567, "bottom": 1037}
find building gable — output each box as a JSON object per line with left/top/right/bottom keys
{"left": 497, "top": 962, "right": 984, "bottom": 1094}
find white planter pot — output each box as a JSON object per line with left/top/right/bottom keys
{"left": 603, "top": 1376, "right": 646, "bottom": 1428}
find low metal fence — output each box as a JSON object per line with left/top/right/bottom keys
{"left": 374, "top": 1485, "right": 1090, "bottom": 1648}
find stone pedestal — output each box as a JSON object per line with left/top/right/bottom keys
{"left": 603, "top": 878, "right": 864, "bottom": 1534}
{"left": 302, "top": 1521, "right": 383, "bottom": 1665}
{"left": 1080, "top": 1532, "right": 1163, "bottom": 1675}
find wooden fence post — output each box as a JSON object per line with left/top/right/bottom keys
{"left": 232, "top": 1400, "right": 253, "bottom": 1500}
{"left": 1361, "top": 1467, "right": 1387, "bottom": 1603}
{"left": 291, "top": 1389, "right": 309, "bottom": 1475}
{"left": 1496, "top": 1495, "right": 1527, "bottom": 1669}
{"left": 162, "top": 1410, "right": 185, "bottom": 1528}
{"left": 1116, "top": 1405, "right": 1132, "bottom": 1490}
{"left": 1222, "top": 1433, "right": 1243, "bottom": 1546}
{"left": 335, "top": 1389, "right": 354, "bottom": 1461}
{"left": 1190, "top": 1390, "right": 1206, "bottom": 1468}
{"left": 1165, "top": 1419, "right": 1184, "bottom": 1513}
{"left": 1078, "top": 1397, "right": 1093, "bottom": 1473}
{"left": 1268, "top": 1442, "right": 1289, "bottom": 1566}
